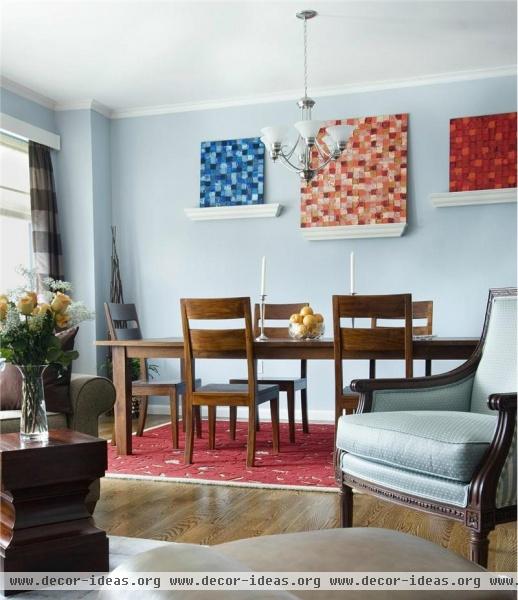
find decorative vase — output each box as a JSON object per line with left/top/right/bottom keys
{"left": 16, "top": 365, "right": 49, "bottom": 442}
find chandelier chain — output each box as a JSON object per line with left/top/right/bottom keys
{"left": 303, "top": 17, "right": 308, "bottom": 99}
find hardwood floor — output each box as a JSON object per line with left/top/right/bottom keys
{"left": 96, "top": 415, "right": 517, "bottom": 572}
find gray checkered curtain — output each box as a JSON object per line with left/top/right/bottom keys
{"left": 28, "top": 141, "right": 64, "bottom": 283}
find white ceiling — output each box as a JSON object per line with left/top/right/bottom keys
{"left": 1, "top": 1, "right": 516, "bottom": 114}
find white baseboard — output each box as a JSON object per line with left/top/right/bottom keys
{"left": 147, "top": 403, "right": 335, "bottom": 424}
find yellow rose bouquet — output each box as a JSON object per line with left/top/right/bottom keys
{"left": 0, "top": 267, "right": 93, "bottom": 440}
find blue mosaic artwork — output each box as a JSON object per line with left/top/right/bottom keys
{"left": 199, "top": 137, "right": 264, "bottom": 207}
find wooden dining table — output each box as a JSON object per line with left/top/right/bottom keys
{"left": 97, "top": 336, "right": 479, "bottom": 455}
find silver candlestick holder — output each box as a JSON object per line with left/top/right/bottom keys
{"left": 256, "top": 294, "right": 268, "bottom": 341}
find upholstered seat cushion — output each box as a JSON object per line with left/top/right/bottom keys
{"left": 230, "top": 377, "right": 307, "bottom": 391}
{"left": 336, "top": 410, "right": 497, "bottom": 482}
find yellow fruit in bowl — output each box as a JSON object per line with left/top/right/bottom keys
{"left": 290, "top": 314, "right": 302, "bottom": 324}
{"left": 300, "top": 306, "right": 314, "bottom": 316}
{"left": 303, "top": 314, "right": 316, "bottom": 328}
{"left": 314, "top": 313, "right": 324, "bottom": 323}
{"left": 297, "top": 324, "right": 308, "bottom": 337}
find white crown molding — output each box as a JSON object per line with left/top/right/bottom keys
{"left": 2, "top": 65, "right": 516, "bottom": 120}
{"left": 431, "top": 188, "right": 517, "bottom": 208}
{"left": 54, "top": 99, "right": 112, "bottom": 119}
{"left": 185, "top": 203, "right": 282, "bottom": 221}
{"left": 0, "top": 76, "right": 56, "bottom": 110}
{"left": 301, "top": 222, "right": 407, "bottom": 241}
{"left": 111, "top": 65, "right": 517, "bottom": 119}
{"left": 0, "top": 112, "right": 60, "bottom": 150}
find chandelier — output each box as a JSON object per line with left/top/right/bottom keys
{"left": 260, "top": 10, "right": 354, "bottom": 183}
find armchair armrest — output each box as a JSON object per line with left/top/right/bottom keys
{"left": 67, "top": 375, "right": 116, "bottom": 437}
{"left": 351, "top": 359, "right": 479, "bottom": 413}
{"left": 488, "top": 392, "right": 517, "bottom": 412}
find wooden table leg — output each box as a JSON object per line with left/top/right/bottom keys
{"left": 113, "top": 346, "right": 132, "bottom": 455}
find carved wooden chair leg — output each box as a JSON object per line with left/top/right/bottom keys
{"left": 270, "top": 398, "right": 280, "bottom": 453}
{"left": 340, "top": 482, "right": 354, "bottom": 528}
{"left": 301, "top": 387, "right": 309, "bottom": 434}
{"left": 468, "top": 528, "right": 491, "bottom": 568}
{"left": 169, "top": 388, "right": 179, "bottom": 449}
{"left": 136, "top": 396, "right": 148, "bottom": 436}
{"left": 246, "top": 406, "right": 257, "bottom": 468}
{"left": 287, "top": 386, "right": 296, "bottom": 443}
{"left": 208, "top": 406, "right": 216, "bottom": 450}
{"left": 229, "top": 406, "right": 237, "bottom": 440}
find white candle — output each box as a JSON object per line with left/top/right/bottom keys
{"left": 260, "top": 256, "right": 266, "bottom": 296}
{"left": 350, "top": 251, "right": 355, "bottom": 295}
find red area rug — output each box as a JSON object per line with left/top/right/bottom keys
{"left": 107, "top": 420, "right": 337, "bottom": 491}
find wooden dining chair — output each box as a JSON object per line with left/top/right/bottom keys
{"left": 333, "top": 294, "right": 413, "bottom": 429}
{"left": 229, "top": 302, "right": 309, "bottom": 443}
{"left": 372, "top": 300, "right": 433, "bottom": 375}
{"left": 104, "top": 302, "right": 201, "bottom": 448}
{"left": 180, "top": 297, "right": 280, "bottom": 467}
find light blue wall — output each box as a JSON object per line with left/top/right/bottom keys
{"left": 111, "top": 75, "right": 517, "bottom": 419}
{"left": 0, "top": 87, "right": 57, "bottom": 133}
{"left": 53, "top": 110, "right": 97, "bottom": 373}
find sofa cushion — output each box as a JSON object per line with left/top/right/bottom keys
{"left": 336, "top": 410, "right": 497, "bottom": 482}
{"left": 0, "top": 410, "right": 67, "bottom": 433}
{"left": 0, "top": 326, "right": 78, "bottom": 413}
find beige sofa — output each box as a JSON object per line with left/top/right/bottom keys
{"left": 98, "top": 528, "right": 513, "bottom": 600}
{"left": 0, "top": 374, "right": 115, "bottom": 512}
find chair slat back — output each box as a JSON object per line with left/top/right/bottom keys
{"left": 253, "top": 302, "right": 309, "bottom": 338}
{"left": 332, "top": 295, "right": 414, "bottom": 393}
{"left": 372, "top": 300, "right": 433, "bottom": 337}
{"left": 104, "top": 302, "right": 143, "bottom": 341}
{"left": 181, "top": 298, "right": 256, "bottom": 395}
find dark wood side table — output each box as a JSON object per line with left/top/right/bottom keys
{"left": 0, "top": 430, "right": 109, "bottom": 588}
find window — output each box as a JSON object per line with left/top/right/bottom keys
{"left": 0, "top": 133, "right": 33, "bottom": 291}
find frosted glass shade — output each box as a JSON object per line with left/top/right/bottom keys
{"left": 322, "top": 135, "right": 336, "bottom": 150}
{"left": 326, "top": 124, "right": 355, "bottom": 144}
{"left": 260, "top": 136, "right": 271, "bottom": 151}
{"left": 260, "top": 126, "right": 289, "bottom": 146}
{"left": 294, "top": 120, "right": 323, "bottom": 140}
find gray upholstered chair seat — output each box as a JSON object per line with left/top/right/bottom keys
{"left": 337, "top": 410, "right": 497, "bottom": 482}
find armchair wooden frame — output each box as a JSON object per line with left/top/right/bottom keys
{"left": 333, "top": 294, "right": 414, "bottom": 427}
{"left": 181, "top": 297, "right": 280, "bottom": 467}
{"left": 337, "top": 288, "right": 517, "bottom": 567}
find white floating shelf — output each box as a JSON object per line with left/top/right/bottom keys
{"left": 431, "top": 188, "right": 517, "bottom": 208}
{"left": 185, "top": 203, "right": 282, "bottom": 221}
{"left": 301, "top": 222, "right": 407, "bottom": 241}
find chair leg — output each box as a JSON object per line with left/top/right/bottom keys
{"left": 468, "top": 528, "right": 491, "bottom": 568}
{"left": 181, "top": 394, "right": 186, "bottom": 432}
{"left": 136, "top": 396, "right": 148, "bottom": 436}
{"left": 184, "top": 401, "right": 194, "bottom": 465}
{"left": 169, "top": 388, "right": 179, "bottom": 449}
{"left": 246, "top": 406, "right": 257, "bottom": 468}
{"left": 194, "top": 406, "right": 202, "bottom": 438}
{"left": 111, "top": 417, "right": 117, "bottom": 446}
{"left": 270, "top": 398, "right": 280, "bottom": 454}
{"left": 340, "top": 482, "right": 354, "bottom": 528}
{"left": 208, "top": 406, "right": 216, "bottom": 450}
{"left": 425, "top": 359, "right": 432, "bottom": 377}
{"left": 255, "top": 407, "right": 260, "bottom": 431}
{"left": 287, "top": 387, "right": 296, "bottom": 444}
{"left": 229, "top": 406, "right": 237, "bottom": 440}
{"left": 335, "top": 402, "right": 343, "bottom": 433}
{"left": 301, "top": 387, "right": 309, "bottom": 434}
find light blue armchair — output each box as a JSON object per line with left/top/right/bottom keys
{"left": 336, "top": 288, "right": 517, "bottom": 566}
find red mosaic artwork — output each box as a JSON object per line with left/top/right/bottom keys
{"left": 449, "top": 113, "right": 517, "bottom": 192}
{"left": 301, "top": 114, "right": 408, "bottom": 228}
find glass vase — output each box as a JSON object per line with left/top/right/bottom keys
{"left": 16, "top": 365, "right": 49, "bottom": 442}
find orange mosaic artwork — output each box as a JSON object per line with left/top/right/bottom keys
{"left": 300, "top": 114, "right": 408, "bottom": 228}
